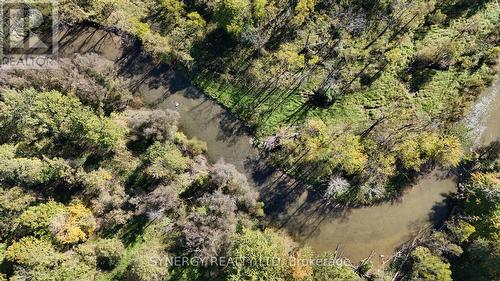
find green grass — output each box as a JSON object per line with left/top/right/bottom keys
{"left": 193, "top": 74, "right": 371, "bottom": 138}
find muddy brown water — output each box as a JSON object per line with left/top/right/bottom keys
{"left": 54, "top": 25, "right": 499, "bottom": 265}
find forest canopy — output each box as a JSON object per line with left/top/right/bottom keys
{"left": 58, "top": 0, "right": 500, "bottom": 204}
{"left": 0, "top": 55, "right": 365, "bottom": 280}
{"left": 0, "top": 0, "right": 498, "bottom": 280}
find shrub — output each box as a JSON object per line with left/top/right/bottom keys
{"left": 94, "top": 238, "right": 125, "bottom": 270}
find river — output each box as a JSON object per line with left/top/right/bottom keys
{"left": 55, "top": 24, "right": 499, "bottom": 265}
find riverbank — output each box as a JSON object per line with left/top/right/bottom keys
{"left": 53, "top": 24, "right": 499, "bottom": 265}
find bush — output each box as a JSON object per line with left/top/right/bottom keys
{"left": 175, "top": 132, "right": 208, "bottom": 156}
{"left": 94, "top": 238, "right": 125, "bottom": 270}
{"left": 144, "top": 141, "right": 191, "bottom": 181}
{"left": 182, "top": 191, "right": 237, "bottom": 261}
{"left": 126, "top": 241, "right": 169, "bottom": 281}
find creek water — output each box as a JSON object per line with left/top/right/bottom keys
{"left": 54, "top": 25, "right": 499, "bottom": 265}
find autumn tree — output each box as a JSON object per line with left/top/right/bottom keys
{"left": 183, "top": 191, "right": 237, "bottom": 261}
{"left": 225, "top": 228, "right": 292, "bottom": 280}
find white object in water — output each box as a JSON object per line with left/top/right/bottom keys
{"left": 174, "top": 102, "right": 180, "bottom": 108}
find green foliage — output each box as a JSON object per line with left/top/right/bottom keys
{"left": 225, "top": 228, "right": 291, "bottom": 280}
{"left": 5, "top": 236, "right": 96, "bottom": 281}
{"left": 214, "top": 0, "right": 251, "bottom": 35}
{"left": 0, "top": 156, "right": 74, "bottom": 187}
{"left": 94, "top": 238, "right": 126, "bottom": 269}
{"left": 312, "top": 252, "right": 362, "bottom": 280}
{"left": 277, "top": 118, "right": 367, "bottom": 181}
{"left": 0, "top": 1, "right": 498, "bottom": 280}
{"left": 404, "top": 147, "right": 500, "bottom": 281}
{"left": 55, "top": 0, "right": 497, "bottom": 208}
{"left": 15, "top": 201, "right": 96, "bottom": 244}
{"left": 0, "top": 157, "right": 47, "bottom": 186}
{"left": 409, "top": 246, "right": 452, "bottom": 281}
{"left": 464, "top": 171, "right": 500, "bottom": 238}
{"left": 144, "top": 141, "right": 191, "bottom": 181}
{"left": 293, "top": 0, "right": 315, "bottom": 26}
{"left": 5, "top": 237, "right": 58, "bottom": 267}
{"left": 252, "top": 0, "right": 267, "bottom": 21}
{"left": 126, "top": 239, "right": 169, "bottom": 281}
{"left": 447, "top": 220, "right": 475, "bottom": 243}
{"left": 0, "top": 187, "right": 35, "bottom": 239}
{"left": 0, "top": 89, "right": 124, "bottom": 155}
{"left": 396, "top": 133, "right": 464, "bottom": 171}
{"left": 157, "top": 0, "right": 184, "bottom": 26}
{"left": 456, "top": 237, "right": 500, "bottom": 281}
{"left": 175, "top": 132, "right": 208, "bottom": 156}
{"left": 16, "top": 201, "right": 67, "bottom": 238}
{"left": 49, "top": 256, "right": 96, "bottom": 281}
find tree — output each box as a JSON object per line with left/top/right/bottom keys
{"left": 126, "top": 240, "right": 170, "bottom": 281}
{"left": 15, "top": 201, "right": 67, "bottom": 238}
{"left": 15, "top": 201, "right": 96, "bottom": 244}
{"left": 0, "top": 157, "right": 47, "bottom": 187}
{"left": 127, "top": 109, "right": 179, "bottom": 143}
{"left": 144, "top": 141, "right": 191, "bottom": 181}
{"left": 214, "top": 0, "right": 251, "bottom": 36}
{"left": 175, "top": 132, "right": 208, "bottom": 157}
{"left": 53, "top": 201, "right": 97, "bottom": 245}
{"left": 312, "top": 252, "right": 362, "bottom": 281}
{"left": 157, "top": 0, "right": 185, "bottom": 28}
{"left": 0, "top": 187, "right": 35, "bottom": 239}
{"left": 409, "top": 246, "right": 452, "bottom": 281}
{"left": 0, "top": 89, "right": 124, "bottom": 155}
{"left": 396, "top": 133, "right": 464, "bottom": 171}
{"left": 183, "top": 191, "right": 237, "bottom": 261}
{"left": 5, "top": 236, "right": 96, "bottom": 281}
{"left": 252, "top": 0, "right": 267, "bottom": 22}
{"left": 94, "top": 238, "right": 125, "bottom": 270}
{"left": 225, "top": 228, "right": 292, "bottom": 280}
{"left": 207, "top": 160, "right": 258, "bottom": 212}
{"left": 292, "top": 0, "right": 315, "bottom": 26}
{"left": 0, "top": 156, "right": 74, "bottom": 187}
{"left": 132, "top": 184, "right": 179, "bottom": 220}
{"left": 0, "top": 54, "right": 132, "bottom": 115}
{"left": 5, "top": 237, "right": 58, "bottom": 267}
{"left": 78, "top": 168, "right": 129, "bottom": 228}
{"left": 277, "top": 118, "right": 367, "bottom": 179}
{"left": 462, "top": 169, "right": 500, "bottom": 240}
{"left": 48, "top": 256, "right": 96, "bottom": 281}
{"left": 324, "top": 175, "right": 350, "bottom": 200}
{"left": 456, "top": 237, "right": 500, "bottom": 281}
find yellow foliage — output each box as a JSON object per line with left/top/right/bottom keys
{"left": 275, "top": 43, "right": 305, "bottom": 71}
{"left": 437, "top": 136, "right": 464, "bottom": 167}
{"left": 471, "top": 172, "right": 500, "bottom": 187}
{"left": 420, "top": 133, "right": 441, "bottom": 157}
{"left": 290, "top": 249, "right": 313, "bottom": 280}
{"left": 396, "top": 133, "right": 464, "bottom": 171}
{"left": 330, "top": 134, "right": 367, "bottom": 174}
{"left": 293, "top": 0, "right": 315, "bottom": 26}
{"left": 5, "top": 237, "right": 56, "bottom": 267}
{"left": 186, "top": 12, "right": 207, "bottom": 32}
{"left": 55, "top": 202, "right": 96, "bottom": 245}
{"left": 398, "top": 139, "right": 424, "bottom": 171}
{"left": 253, "top": 0, "right": 267, "bottom": 21}
{"left": 56, "top": 225, "right": 87, "bottom": 245}
{"left": 129, "top": 17, "right": 151, "bottom": 38}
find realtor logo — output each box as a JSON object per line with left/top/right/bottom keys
{"left": 0, "top": 0, "right": 58, "bottom": 69}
